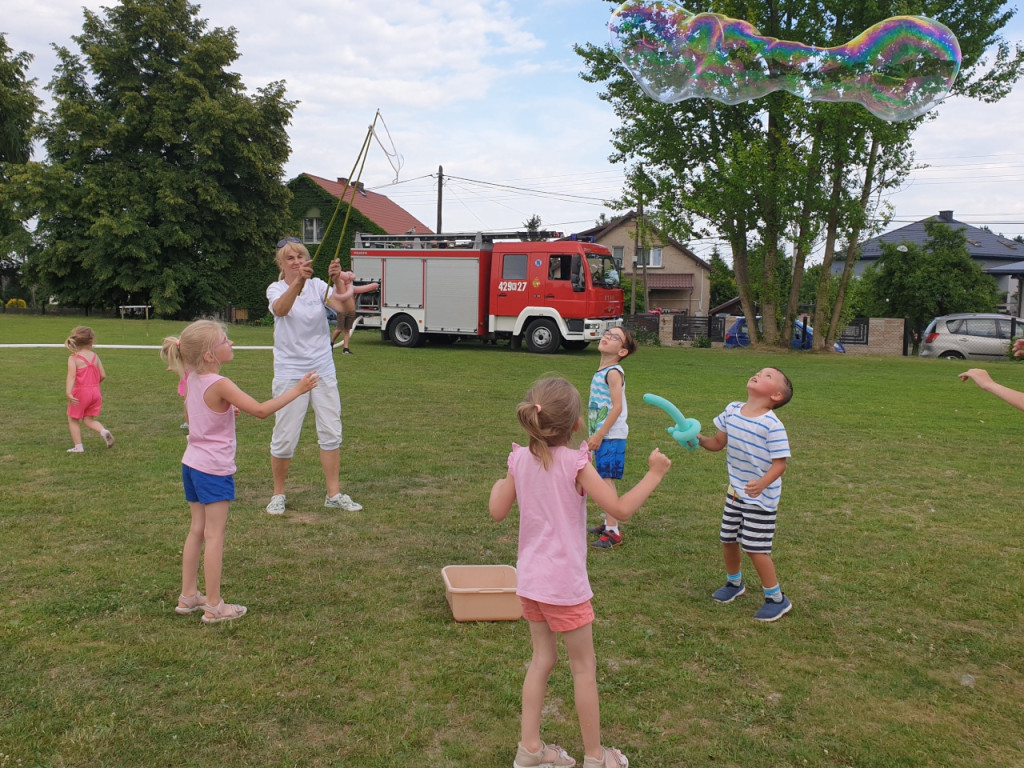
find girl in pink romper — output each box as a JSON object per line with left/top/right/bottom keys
{"left": 65, "top": 326, "right": 114, "bottom": 453}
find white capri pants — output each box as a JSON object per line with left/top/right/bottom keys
{"left": 269, "top": 374, "right": 343, "bottom": 458}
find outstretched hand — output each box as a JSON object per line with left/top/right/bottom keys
{"left": 299, "top": 372, "right": 320, "bottom": 392}
{"left": 958, "top": 368, "right": 993, "bottom": 387}
{"left": 648, "top": 447, "right": 671, "bottom": 475}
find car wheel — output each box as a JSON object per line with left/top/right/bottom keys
{"left": 938, "top": 350, "right": 965, "bottom": 360}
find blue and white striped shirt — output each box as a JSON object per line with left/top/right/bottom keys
{"left": 714, "top": 401, "right": 790, "bottom": 512}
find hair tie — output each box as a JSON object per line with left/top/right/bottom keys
{"left": 175, "top": 339, "right": 180, "bottom": 347}
{"left": 535, "top": 404, "right": 542, "bottom": 413}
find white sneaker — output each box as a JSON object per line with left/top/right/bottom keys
{"left": 325, "top": 493, "right": 362, "bottom": 511}
{"left": 266, "top": 494, "right": 286, "bottom": 515}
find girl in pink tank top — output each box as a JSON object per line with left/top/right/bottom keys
{"left": 161, "top": 320, "right": 319, "bottom": 625}
{"left": 488, "top": 377, "right": 671, "bottom": 768}
{"left": 64, "top": 326, "right": 114, "bottom": 453}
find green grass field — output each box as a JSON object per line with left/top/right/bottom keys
{"left": 1, "top": 314, "right": 1022, "bottom": 767}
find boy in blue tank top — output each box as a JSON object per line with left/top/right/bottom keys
{"left": 587, "top": 326, "right": 637, "bottom": 549}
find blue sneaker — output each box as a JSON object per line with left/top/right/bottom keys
{"left": 753, "top": 595, "right": 792, "bottom": 622}
{"left": 712, "top": 581, "right": 745, "bottom": 603}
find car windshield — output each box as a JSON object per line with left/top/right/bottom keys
{"left": 587, "top": 253, "right": 619, "bottom": 288}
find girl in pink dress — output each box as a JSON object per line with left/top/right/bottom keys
{"left": 489, "top": 377, "right": 671, "bottom": 768}
{"left": 161, "top": 320, "right": 319, "bottom": 624}
{"left": 65, "top": 326, "right": 114, "bottom": 453}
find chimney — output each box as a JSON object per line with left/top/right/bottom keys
{"left": 336, "top": 177, "right": 366, "bottom": 195}
{"left": 938, "top": 210, "right": 953, "bottom": 222}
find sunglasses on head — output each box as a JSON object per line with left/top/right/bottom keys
{"left": 277, "top": 236, "right": 301, "bottom": 248}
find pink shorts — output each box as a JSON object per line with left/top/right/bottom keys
{"left": 519, "top": 597, "right": 594, "bottom": 633}
{"left": 68, "top": 387, "right": 102, "bottom": 419}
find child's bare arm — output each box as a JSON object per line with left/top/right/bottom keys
{"left": 745, "top": 457, "right": 787, "bottom": 497}
{"left": 587, "top": 369, "right": 624, "bottom": 450}
{"left": 66, "top": 357, "right": 77, "bottom": 401}
{"left": 959, "top": 368, "right": 1024, "bottom": 412}
{"left": 578, "top": 448, "right": 670, "bottom": 522}
{"left": 209, "top": 373, "right": 319, "bottom": 419}
{"left": 489, "top": 473, "right": 516, "bottom": 521}
{"left": 697, "top": 430, "right": 727, "bottom": 451}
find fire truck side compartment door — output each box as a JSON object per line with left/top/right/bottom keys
{"left": 425, "top": 258, "right": 480, "bottom": 333}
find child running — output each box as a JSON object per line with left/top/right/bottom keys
{"left": 490, "top": 377, "right": 671, "bottom": 768}
{"left": 65, "top": 326, "right": 114, "bottom": 452}
{"left": 697, "top": 367, "right": 793, "bottom": 622}
{"left": 162, "top": 320, "right": 319, "bottom": 624}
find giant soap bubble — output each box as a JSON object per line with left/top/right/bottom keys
{"left": 610, "top": 0, "right": 961, "bottom": 121}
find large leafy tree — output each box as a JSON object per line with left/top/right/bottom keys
{"left": 0, "top": 34, "right": 40, "bottom": 299}
{"left": 578, "top": 0, "right": 1024, "bottom": 349}
{"left": 708, "top": 249, "right": 736, "bottom": 307}
{"left": 14, "top": 0, "right": 295, "bottom": 316}
{"left": 859, "top": 221, "right": 1000, "bottom": 338}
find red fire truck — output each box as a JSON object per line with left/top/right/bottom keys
{"left": 349, "top": 231, "right": 624, "bottom": 353}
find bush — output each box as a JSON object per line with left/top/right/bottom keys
{"left": 694, "top": 333, "right": 711, "bottom": 348}
{"left": 5, "top": 298, "right": 27, "bottom": 309}
{"left": 631, "top": 326, "right": 661, "bottom": 347}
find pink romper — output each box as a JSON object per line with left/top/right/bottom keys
{"left": 67, "top": 354, "right": 103, "bottom": 419}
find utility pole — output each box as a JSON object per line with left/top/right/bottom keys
{"left": 436, "top": 165, "right": 443, "bottom": 233}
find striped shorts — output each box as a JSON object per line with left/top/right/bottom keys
{"left": 720, "top": 493, "right": 777, "bottom": 554}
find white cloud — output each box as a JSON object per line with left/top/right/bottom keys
{"left": 5, "top": 1, "right": 1024, "bottom": 238}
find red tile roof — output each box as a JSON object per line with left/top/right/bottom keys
{"left": 302, "top": 173, "right": 433, "bottom": 235}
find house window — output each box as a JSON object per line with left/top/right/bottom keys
{"left": 635, "top": 247, "right": 663, "bottom": 268}
{"left": 612, "top": 246, "right": 624, "bottom": 270}
{"left": 303, "top": 218, "right": 324, "bottom": 244}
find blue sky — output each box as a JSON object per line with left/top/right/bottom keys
{"left": 4, "top": 0, "right": 1024, "bottom": 259}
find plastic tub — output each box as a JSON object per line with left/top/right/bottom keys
{"left": 442, "top": 564, "right": 521, "bottom": 622}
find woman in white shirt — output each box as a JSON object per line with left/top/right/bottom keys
{"left": 264, "top": 237, "right": 363, "bottom": 515}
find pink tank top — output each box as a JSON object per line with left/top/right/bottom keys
{"left": 181, "top": 372, "right": 236, "bottom": 476}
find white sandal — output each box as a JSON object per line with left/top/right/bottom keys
{"left": 201, "top": 599, "right": 247, "bottom": 624}
{"left": 174, "top": 591, "right": 207, "bottom": 615}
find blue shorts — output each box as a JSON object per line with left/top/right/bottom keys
{"left": 593, "top": 439, "right": 626, "bottom": 480}
{"left": 182, "top": 464, "right": 235, "bottom": 504}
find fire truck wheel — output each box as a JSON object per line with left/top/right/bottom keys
{"left": 389, "top": 314, "right": 422, "bottom": 347}
{"left": 524, "top": 318, "right": 561, "bottom": 354}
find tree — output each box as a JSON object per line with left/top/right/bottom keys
{"left": 0, "top": 34, "right": 40, "bottom": 302}
{"left": 523, "top": 213, "right": 543, "bottom": 241}
{"left": 859, "top": 221, "right": 1000, "bottom": 338}
{"left": 578, "top": 0, "right": 1024, "bottom": 350}
{"left": 13, "top": 0, "right": 296, "bottom": 316}
{"left": 708, "top": 249, "right": 737, "bottom": 307}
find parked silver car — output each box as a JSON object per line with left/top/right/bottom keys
{"left": 919, "top": 313, "right": 1024, "bottom": 360}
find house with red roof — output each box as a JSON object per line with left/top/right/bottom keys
{"left": 570, "top": 212, "right": 711, "bottom": 315}
{"left": 285, "top": 173, "right": 432, "bottom": 266}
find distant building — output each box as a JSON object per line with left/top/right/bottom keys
{"left": 570, "top": 212, "right": 711, "bottom": 315}
{"left": 287, "top": 173, "right": 432, "bottom": 248}
{"left": 837, "top": 210, "right": 1024, "bottom": 310}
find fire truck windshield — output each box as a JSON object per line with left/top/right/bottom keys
{"left": 587, "top": 253, "right": 620, "bottom": 288}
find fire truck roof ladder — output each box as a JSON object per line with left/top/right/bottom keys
{"left": 354, "top": 231, "right": 564, "bottom": 250}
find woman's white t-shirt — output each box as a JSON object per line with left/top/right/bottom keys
{"left": 266, "top": 277, "right": 336, "bottom": 378}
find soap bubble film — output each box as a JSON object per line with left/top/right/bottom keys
{"left": 610, "top": 0, "right": 961, "bottom": 121}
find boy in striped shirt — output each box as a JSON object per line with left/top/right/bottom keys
{"left": 697, "top": 367, "right": 793, "bottom": 622}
